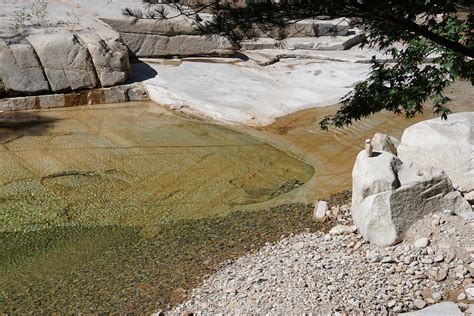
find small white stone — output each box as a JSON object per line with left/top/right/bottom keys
{"left": 414, "top": 237, "right": 430, "bottom": 248}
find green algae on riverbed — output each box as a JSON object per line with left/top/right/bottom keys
{"left": 0, "top": 102, "right": 315, "bottom": 313}
{"left": 1, "top": 203, "right": 334, "bottom": 313}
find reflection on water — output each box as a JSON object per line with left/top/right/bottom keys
{"left": 0, "top": 102, "right": 313, "bottom": 313}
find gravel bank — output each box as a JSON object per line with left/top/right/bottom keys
{"left": 172, "top": 204, "right": 474, "bottom": 314}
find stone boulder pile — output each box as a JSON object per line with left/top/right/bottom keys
{"left": 352, "top": 113, "right": 473, "bottom": 246}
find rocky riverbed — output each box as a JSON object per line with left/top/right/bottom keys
{"left": 173, "top": 203, "right": 474, "bottom": 314}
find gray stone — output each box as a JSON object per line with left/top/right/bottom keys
{"left": 414, "top": 298, "right": 426, "bottom": 309}
{"left": 0, "top": 38, "right": 50, "bottom": 95}
{"left": 434, "top": 268, "right": 448, "bottom": 282}
{"left": 371, "top": 132, "right": 400, "bottom": 155}
{"left": 127, "top": 85, "right": 148, "bottom": 101}
{"left": 37, "top": 94, "right": 66, "bottom": 109}
{"left": 329, "top": 224, "right": 356, "bottom": 235}
{"left": 101, "top": 17, "right": 199, "bottom": 36}
{"left": 241, "top": 32, "right": 365, "bottom": 51}
{"left": 351, "top": 150, "right": 470, "bottom": 246}
{"left": 26, "top": 31, "right": 99, "bottom": 92}
{"left": 103, "top": 86, "right": 128, "bottom": 104}
{"left": 121, "top": 33, "right": 235, "bottom": 57}
{"left": 414, "top": 237, "right": 430, "bottom": 249}
{"left": 76, "top": 32, "right": 131, "bottom": 87}
{"left": 0, "top": 96, "right": 37, "bottom": 111}
{"left": 398, "top": 112, "right": 474, "bottom": 201}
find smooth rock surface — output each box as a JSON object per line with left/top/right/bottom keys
{"left": 26, "top": 31, "right": 99, "bottom": 92}
{"left": 0, "top": 38, "right": 50, "bottom": 95}
{"left": 399, "top": 302, "right": 463, "bottom": 316}
{"left": 398, "top": 112, "right": 474, "bottom": 199}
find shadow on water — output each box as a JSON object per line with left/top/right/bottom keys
{"left": 1, "top": 203, "right": 336, "bottom": 314}
{"left": 0, "top": 111, "right": 58, "bottom": 143}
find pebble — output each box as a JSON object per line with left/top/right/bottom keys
{"left": 414, "top": 298, "right": 426, "bottom": 309}
{"left": 414, "top": 237, "right": 430, "bottom": 248}
{"left": 434, "top": 269, "right": 448, "bottom": 282}
{"left": 172, "top": 203, "right": 474, "bottom": 315}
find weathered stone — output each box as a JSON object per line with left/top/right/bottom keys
{"left": 351, "top": 150, "right": 401, "bottom": 206}
{"left": 398, "top": 112, "right": 474, "bottom": 200}
{"left": 329, "top": 224, "right": 356, "bottom": 235}
{"left": 127, "top": 84, "right": 148, "bottom": 101}
{"left": 241, "top": 33, "right": 365, "bottom": 51}
{"left": 76, "top": 32, "right": 131, "bottom": 87}
{"left": 37, "top": 94, "right": 66, "bottom": 109}
{"left": 313, "top": 200, "right": 328, "bottom": 220}
{"left": 0, "top": 96, "right": 37, "bottom": 111}
{"left": 0, "top": 77, "right": 6, "bottom": 97}
{"left": 103, "top": 86, "right": 128, "bottom": 104}
{"left": 352, "top": 150, "right": 470, "bottom": 246}
{"left": 0, "top": 38, "right": 50, "bottom": 95}
{"left": 414, "top": 298, "right": 426, "bottom": 309}
{"left": 414, "top": 237, "right": 430, "bottom": 248}
{"left": 121, "top": 33, "right": 235, "bottom": 57}
{"left": 371, "top": 132, "right": 400, "bottom": 155}
{"left": 26, "top": 31, "right": 99, "bottom": 92}
{"left": 434, "top": 268, "right": 448, "bottom": 282}
{"left": 101, "top": 17, "right": 199, "bottom": 36}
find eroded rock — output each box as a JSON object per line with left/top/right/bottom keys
{"left": 121, "top": 33, "right": 235, "bottom": 57}
{"left": 0, "top": 38, "right": 50, "bottom": 95}
{"left": 76, "top": 32, "right": 131, "bottom": 87}
{"left": 352, "top": 151, "right": 472, "bottom": 246}
{"left": 371, "top": 132, "right": 400, "bottom": 155}
{"left": 26, "top": 31, "right": 99, "bottom": 92}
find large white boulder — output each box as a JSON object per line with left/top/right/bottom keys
{"left": 398, "top": 112, "right": 474, "bottom": 201}
{"left": 0, "top": 38, "right": 50, "bottom": 95}
{"left": 352, "top": 150, "right": 472, "bottom": 246}
{"left": 26, "top": 31, "right": 99, "bottom": 92}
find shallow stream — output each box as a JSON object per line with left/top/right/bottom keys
{"left": 1, "top": 81, "right": 471, "bottom": 313}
